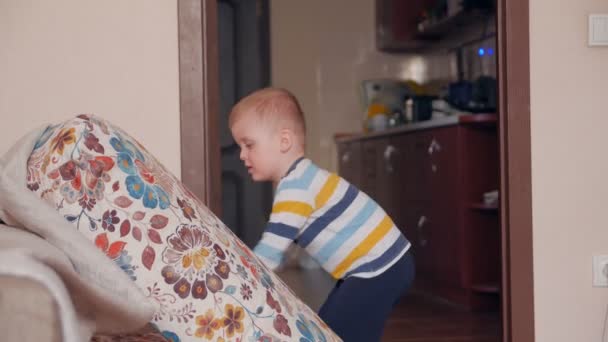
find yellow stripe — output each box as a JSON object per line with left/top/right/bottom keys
{"left": 315, "top": 173, "right": 340, "bottom": 209}
{"left": 331, "top": 215, "right": 393, "bottom": 279}
{"left": 272, "top": 201, "right": 313, "bottom": 217}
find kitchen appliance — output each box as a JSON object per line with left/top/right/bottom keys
{"left": 412, "top": 95, "right": 435, "bottom": 121}
{"left": 447, "top": 76, "right": 496, "bottom": 113}
{"left": 360, "top": 79, "right": 416, "bottom": 112}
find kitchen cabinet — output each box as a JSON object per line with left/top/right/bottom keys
{"left": 376, "top": 0, "right": 496, "bottom": 52}
{"left": 335, "top": 114, "right": 499, "bottom": 310}
{"left": 376, "top": 0, "right": 435, "bottom": 52}
{"left": 336, "top": 140, "right": 362, "bottom": 187}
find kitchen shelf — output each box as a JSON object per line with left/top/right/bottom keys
{"left": 469, "top": 202, "right": 498, "bottom": 212}
{"left": 459, "top": 113, "right": 498, "bottom": 126}
{"left": 471, "top": 283, "right": 500, "bottom": 294}
{"left": 416, "top": 9, "right": 493, "bottom": 41}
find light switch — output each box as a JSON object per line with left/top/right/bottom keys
{"left": 589, "top": 14, "right": 608, "bottom": 46}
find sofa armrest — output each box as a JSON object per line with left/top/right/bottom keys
{"left": 0, "top": 275, "right": 62, "bottom": 342}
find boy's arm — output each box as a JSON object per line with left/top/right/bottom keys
{"left": 253, "top": 199, "right": 313, "bottom": 270}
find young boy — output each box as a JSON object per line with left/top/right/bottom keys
{"left": 229, "top": 87, "right": 415, "bottom": 342}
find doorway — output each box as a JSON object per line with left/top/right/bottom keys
{"left": 216, "top": 0, "right": 273, "bottom": 248}
{"left": 177, "top": 0, "right": 534, "bottom": 341}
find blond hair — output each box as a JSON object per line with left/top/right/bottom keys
{"left": 229, "top": 88, "right": 306, "bottom": 147}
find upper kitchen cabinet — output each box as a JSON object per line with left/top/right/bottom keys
{"left": 375, "top": 0, "right": 436, "bottom": 52}
{"left": 376, "top": 0, "right": 496, "bottom": 52}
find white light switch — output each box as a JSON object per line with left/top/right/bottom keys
{"left": 589, "top": 14, "right": 608, "bottom": 46}
{"left": 593, "top": 255, "right": 608, "bottom": 287}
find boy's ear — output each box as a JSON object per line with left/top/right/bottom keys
{"left": 279, "top": 128, "right": 293, "bottom": 153}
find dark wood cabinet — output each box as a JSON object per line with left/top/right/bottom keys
{"left": 375, "top": 0, "right": 496, "bottom": 52}
{"left": 335, "top": 115, "right": 499, "bottom": 310}
{"left": 360, "top": 139, "right": 401, "bottom": 220}
{"left": 336, "top": 140, "right": 362, "bottom": 187}
{"left": 376, "top": 0, "right": 435, "bottom": 52}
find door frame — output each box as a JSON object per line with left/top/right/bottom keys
{"left": 497, "top": 0, "right": 534, "bottom": 341}
{"left": 177, "top": 0, "right": 222, "bottom": 216}
{"left": 177, "top": 0, "right": 535, "bottom": 341}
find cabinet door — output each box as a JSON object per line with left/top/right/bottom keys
{"left": 425, "top": 127, "right": 462, "bottom": 286}
{"left": 405, "top": 130, "right": 432, "bottom": 203}
{"left": 387, "top": 134, "right": 414, "bottom": 229}
{"left": 426, "top": 127, "right": 459, "bottom": 207}
{"left": 362, "top": 138, "right": 405, "bottom": 222}
{"left": 337, "top": 141, "right": 362, "bottom": 188}
{"left": 396, "top": 128, "right": 462, "bottom": 286}
{"left": 376, "top": 0, "right": 435, "bottom": 52}
{"left": 360, "top": 140, "right": 379, "bottom": 198}
{"left": 402, "top": 206, "right": 435, "bottom": 278}
{"left": 361, "top": 139, "right": 386, "bottom": 204}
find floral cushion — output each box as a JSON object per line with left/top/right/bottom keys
{"left": 91, "top": 324, "right": 172, "bottom": 342}
{"left": 27, "top": 115, "right": 340, "bottom": 342}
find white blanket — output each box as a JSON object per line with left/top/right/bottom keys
{"left": 0, "top": 126, "right": 156, "bottom": 341}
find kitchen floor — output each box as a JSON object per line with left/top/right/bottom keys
{"left": 277, "top": 266, "right": 501, "bottom": 342}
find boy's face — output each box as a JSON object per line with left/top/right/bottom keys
{"left": 230, "top": 113, "right": 282, "bottom": 182}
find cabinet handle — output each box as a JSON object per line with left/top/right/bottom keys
{"left": 383, "top": 145, "right": 398, "bottom": 173}
{"left": 417, "top": 215, "right": 427, "bottom": 228}
{"left": 378, "top": 25, "right": 388, "bottom": 39}
{"left": 427, "top": 138, "right": 442, "bottom": 155}
{"left": 341, "top": 151, "right": 351, "bottom": 163}
{"left": 417, "top": 215, "right": 428, "bottom": 247}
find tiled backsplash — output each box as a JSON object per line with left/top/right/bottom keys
{"left": 459, "top": 36, "right": 497, "bottom": 80}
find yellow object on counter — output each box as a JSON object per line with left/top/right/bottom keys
{"left": 404, "top": 80, "right": 425, "bottom": 95}
{"left": 367, "top": 103, "right": 389, "bottom": 118}
{"left": 364, "top": 102, "right": 390, "bottom": 133}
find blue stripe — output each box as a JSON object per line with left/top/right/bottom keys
{"left": 253, "top": 242, "right": 283, "bottom": 265}
{"left": 298, "top": 184, "right": 358, "bottom": 248}
{"left": 266, "top": 222, "right": 299, "bottom": 240}
{"left": 315, "top": 198, "right": 378, "bottom": 264}
{"left": 343, "top": 235, "right": 410, "bottom": 278}
{"left": 277, "top": 162, "right": 319, "bottom": 192}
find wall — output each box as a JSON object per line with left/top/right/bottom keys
{"left": 0, "top": 0, "right": 181, "bottom": 175}
{"left": 270, "top": 0, "right": 455, "bottom": 171}
{"left": 530, "top": 0, "right": 608, "bottom": 340}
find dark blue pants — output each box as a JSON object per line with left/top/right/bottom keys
{"left": 318, "top": 252, "right": 415, "bottom": 342}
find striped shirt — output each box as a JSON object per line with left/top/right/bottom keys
{"left": 253, "top": 158, "right": 410, "bottom": 279}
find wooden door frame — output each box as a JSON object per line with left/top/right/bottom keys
{"left": 177, "top": 0, "right": 535, "bottom": 341}
{"left": 178, "top": 0, "right": 221, "bottom": 216}
{"left": 497, "top": 0, "right": 534, "bottom": 341}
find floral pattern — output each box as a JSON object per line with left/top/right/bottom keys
{"left": 27, "top": 115, "right": 340, "bottom": 342}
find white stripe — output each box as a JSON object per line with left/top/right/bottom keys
{"left": 306, "top": 191, "right": 368, "bottom": 255}
{"left": 308, "top": 178, "right": 349, "bottom": 221}
{"left": 307, "top": 169, "right": 330, "bottom": 200}
{"left": 269, "top": 212, "right": 309, "bottom": 228}
{"left": 273, "top": 188, "right": 314, "bottom": 205}
{"left": 323, "top": 206, "right": 386, "bottom": 271}
{"left": 260, "top": 232, "right": 294, "bottom": 249}
{"left": 286, "top": 158, "right": 312, "bottom": 179}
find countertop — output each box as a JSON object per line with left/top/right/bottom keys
{"left": 334, "top": 113, "right": 497, "bottom": 143}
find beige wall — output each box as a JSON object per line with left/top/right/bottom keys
{"left": 0, "top": 0, "right": 181, "bottom": 176}
{"left": 530, "top": 0, "right": 608, "bottom": 340}
{"left": 270, "top": 0, "right": 454, "bottom": 171}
